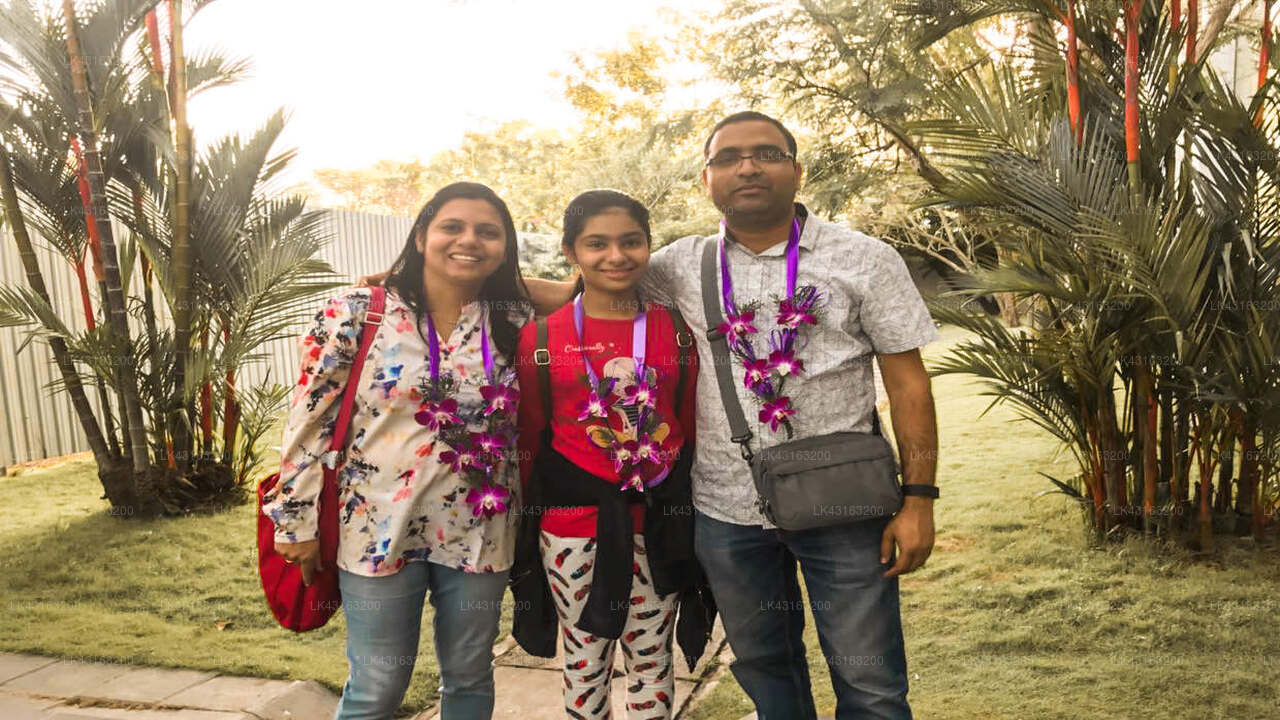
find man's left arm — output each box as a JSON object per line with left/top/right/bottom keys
{"left": 876, "top": 348, "right": 937, "bottom": 578}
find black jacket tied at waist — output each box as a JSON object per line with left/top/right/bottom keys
{"left": 510, "top": 435, "right": 717, "bottom": 671}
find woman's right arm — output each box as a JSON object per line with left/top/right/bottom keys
{"left": 261, "top": 291, "right": 366, "bottom": 545}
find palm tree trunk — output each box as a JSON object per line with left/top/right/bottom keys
{"left": 71, "top": 253, "right": 121, "bottom": 459}
{"left": 220, "top": 322, "right": 239, "bottom": 465}
{"left": 1186, "top": 0, "right": 1199, "bottom": 64}
{"left": 61, "top": 0, "right": 157, "bottom": 512}
{"left": 1124, "top": 0, "right": 1144, "bottom": 197}
{"left": 1235, "top": 411, "right": 1261, "bottom": 538}
{"left": 1192, "top": 409, "right": 1216, "bottom": 550}
{"left": 200, "top": 327, "right": 213, "bottom": 458}
{"left": 1099, "top": 387, "right": 1128, "bottom": 532}
{"left": 1215, "top": 415, "right": 1235, "bottom": 515}
{"left": 1136, "top": 361, "right": 1158, "bottom": 533}
{"left": 71, "top": 136, "right": 131, "bottom": 462}
{"left": 1065, "top": 0, "right": 1083, "bottom": 144}
{"left": 1173, "top": 394, "right": 1192, "bottom": 524}
{"left": 1257, "top": 0, "right": 1272, "bottom": 126}
{"left": 130, "top": 182, "right": 166, "bottom": 466}
{"left": 1169, "top": 0, "right": 1182, "bottom": 91}
{"left": 169, "top": 0, "right": 195, "bottom": 474}
{"left": 0, "top": 149, "right": 133, "bottom": 507}
{"left": 1083, "top": 399, "right": 1107, "bottom": 541}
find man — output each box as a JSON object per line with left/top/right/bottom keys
{"left": 367, "top": 111, "right": 939, "bottom": 718}
{"left": 642, "top": 111, "right": 937, "bottom": 719}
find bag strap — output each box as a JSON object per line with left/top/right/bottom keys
{"left": 534, "top": 316, "right": 553, "bottom": 443}
{"left": 700, "top": 241, "right": 756, "bottom": 463}
{"left": 327, "top": 286, "right": 386, "bottom": 458}
{"left": 668, "top": 305, "right": 693, "bottom": 417}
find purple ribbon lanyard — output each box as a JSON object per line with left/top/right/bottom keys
{"left": 718, "top": 217, "right": 802, "bottom": 312}
{"left": 426, "top": 305, "right": 494, "bottom": 384}
{"left": 572, "top": 293, "right": 647, "bottom": 388}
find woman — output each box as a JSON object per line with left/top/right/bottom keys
{"left": 262, "top": 181, "right": 532, "bottom": 720}
{"left": 511, "top": 190, "right": 713, "bottom": 719}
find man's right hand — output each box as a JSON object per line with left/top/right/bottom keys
{"left": 524, "top": 276, "right": 577, "bottom": 316}
{"left": 274, "top": 539, "right": 322, "bottom": 586}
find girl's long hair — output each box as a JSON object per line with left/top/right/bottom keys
{"left": 561, "top": 189, "right": 652, "bottom": 297}
{"left": 384, "top": 182, "right": 531, "bottom": 359}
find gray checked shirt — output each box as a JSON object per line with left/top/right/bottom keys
{"left": 641, "top": 204, "right": 938, "bottom": 527}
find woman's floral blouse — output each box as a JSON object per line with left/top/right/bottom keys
{"left": 261, "top": 286, "right": 528, "bottom": 577}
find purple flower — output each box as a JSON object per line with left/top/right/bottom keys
{"left": 743, "top": 358, "right": 772, "bottom": 391}
{"left": 621, "top": 381, "right": 656, "bottom": 409}
{"left": 767, "top": 348, "right": 805, "bottom": 377}
{"left": 471, "top": 431, "right": 507, "bottom": 456}
{"left": 619, "top": 470, "right": 646, "bottom": 493}
{"left": 466, "top": 483, "right": 510, "bottom": 519}
{"left": 608, "top": 439, "right": 641, "bottom": 473}
{"left": 759, "top": 396, "right": 796, "bottom": 433}
{"left": 414, "top": 398, "right": 462, "bottom": 431}
{"left": 439, "top": 446, "right": 478, "bottom": 474}
{"left": 776, "top": 299, "right": 817, "bottom": 330}
{"left": 717, "top": 309, "right": 758, "bottom": 344}
{"left": 634, "top": 438, "right": 662, "bottom": 464}
{"left": 479, "top": 382, "right": 519, "bottom": 416}
{"left": 576, "top": 390, "right": 611, "bottom": 422}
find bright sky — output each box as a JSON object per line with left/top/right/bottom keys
{"left": 184, "top": 0, "right": 721, "bottom": 190}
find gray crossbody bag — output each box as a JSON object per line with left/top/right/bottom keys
{"left": 699, "top": 240, "right": 903, "bottom": 530}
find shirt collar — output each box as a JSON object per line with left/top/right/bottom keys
{"left": 721, "top": 202, "right": 819, "bottom": 256}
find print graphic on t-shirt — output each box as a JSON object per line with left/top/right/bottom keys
{"left": 584, "top": 356, "right": 670, "bottom": 452}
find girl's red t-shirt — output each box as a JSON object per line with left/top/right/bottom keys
{"left": 516, "top": 301, "right": 697, "bottom": 538}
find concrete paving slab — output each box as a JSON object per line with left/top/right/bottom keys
{"left": 162, "top": 677, "right": 296, "bottom": 713}
{"left": 79, "top": 667, "right": 216, "bottom": 704}
{"left": 244, "top": 679, "right": 339, "bottom": 720}
{"left": 2, "top": 659, "right": 133, "bottom": 697}
{"left": 472, "top": 666, "right": 693, "bottom": 720}
{"left": 45, "top": 708, "right": 251, "bottom": 720}
{"left": 0, "top": 653, "right": 61, "bottom": 684}
{"left": 0, "top": 693, "right": 60, "bottom": 720}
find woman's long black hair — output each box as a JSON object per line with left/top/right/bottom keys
{"left": 384, "top": 182, "right": 531, "bottom": 360}
{"left": 561, "top": 189, "right": 652, "bottom": 297}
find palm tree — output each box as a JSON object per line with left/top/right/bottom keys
{"left": 0, "top": 0, "right": 338, "bottom": 514}
{"left": 899, "top": 0, "right": 1279, "bottom": 546}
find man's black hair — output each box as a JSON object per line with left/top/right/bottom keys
{"left": 703, "top": 111, "right": 798, "bottom": 158}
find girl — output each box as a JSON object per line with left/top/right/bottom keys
{"left": 262, "top": 182, "right": 531, "bottom": 720}
{"left": 512, "top": 190, "right": 713, "bottom": 719}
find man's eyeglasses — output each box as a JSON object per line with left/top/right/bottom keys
{"left": 704, "top": 146, "right": 796, "bottom": 169}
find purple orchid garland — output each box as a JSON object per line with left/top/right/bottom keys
{"left": 572, "top": 295, "right": 672, "bottom": 493}
{"left": 412, "top": 306, "right": 517, "bottom": 520}
{"left": 716, "top": 219, "right": 825, "bottom": 439}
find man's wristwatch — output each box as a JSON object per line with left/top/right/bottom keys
{"left": 901, "top": 484, "right": 940, "bottom": 499}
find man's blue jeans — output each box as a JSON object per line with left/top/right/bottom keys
{"left": 694, "top": 510, "right": 912, "bottom": 719}
{"left": 331, "top": 561, "right": 508, "bottom": 720}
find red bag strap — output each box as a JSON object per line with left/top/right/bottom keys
{"left": 327, "top": 286, "right": 386, "bottom": 456}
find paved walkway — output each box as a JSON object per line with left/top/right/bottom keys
{"left": 0, "top": 621, "right": 727, "bottom": 719}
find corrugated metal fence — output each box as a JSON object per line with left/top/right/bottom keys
{"left": 0, "top": 208, "right": 414, "bottom": 469}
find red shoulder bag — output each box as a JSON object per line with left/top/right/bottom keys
{"left": 256, "top": 286, "right": 386, "bottom": 632}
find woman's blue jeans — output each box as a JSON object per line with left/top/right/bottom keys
{"left": 331, "top": 561, "right": 508, "bottom": 720}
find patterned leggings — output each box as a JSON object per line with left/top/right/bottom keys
{"left": 539, "top": 531, "right": 677, "bottom": 719}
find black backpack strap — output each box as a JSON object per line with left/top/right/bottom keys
{"left": 534, "top": 317, "right": 553, "bottom": 443}
{"left": 667, "top": 305, "right": 693, "bottom": 416}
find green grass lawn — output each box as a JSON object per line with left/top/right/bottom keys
{"left": 2, "top": 325, "right": 1277, "bottom": 719}
{"left": 0, "top": 428, "right": 465, "bottom": 717}
{"left": 685, "top": 324, "right": 1280, "bottom": 720}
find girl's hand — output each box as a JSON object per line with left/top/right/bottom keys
{"left": 357, "top": 271, "right": 388, "bottom": 287}
{"left": 274, "top": 539, "right": 322, "bottom": 586}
